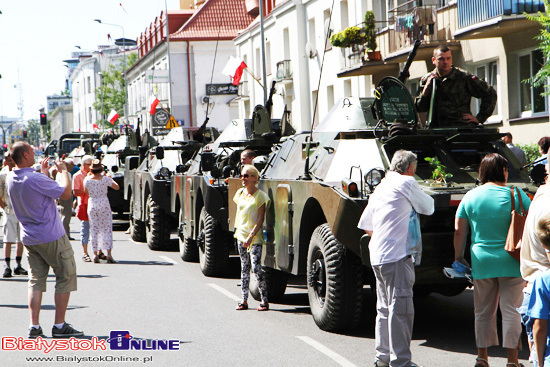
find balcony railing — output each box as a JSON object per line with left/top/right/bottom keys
{"left": 457, "top": 0, "right": 545, "bottom": 29}
{"left": 275, "top": 60, "right": 292, "bottom": 80}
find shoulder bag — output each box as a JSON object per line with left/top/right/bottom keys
{"left": 504, "top": 186, "right": 527, "bottom": 261}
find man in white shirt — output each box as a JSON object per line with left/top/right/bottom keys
{"left": 358, "top": 150, "right": 434, "bottom": 367}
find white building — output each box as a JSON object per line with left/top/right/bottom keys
{"left": 126, "top": 0, "right": 256, "bottom": 137}
{"left": 234, "top": 0, "right": 549, "bottom": 144}
{"left": 69, "top": 46, "right": 129, "bottom": 133}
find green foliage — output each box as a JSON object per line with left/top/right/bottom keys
{"left": 364, "top": 11, "right": 377, "bottom": 51}
{"left": 26, "top": 119, "right": 42, "bottom": 146}
{"left": 425, "top": 156, "right": 453, "bottom": 184}
{"left": 92, "top": 51, "right": 138, "bottom": 129}
{"left": 517, "top": 143, "right": 541, "bottom": 163}
{"left": 330, "top": 26, "right": 368, "bottom": 48}
{"left": 525, "top": 0, "right": 550, "bottom": 95}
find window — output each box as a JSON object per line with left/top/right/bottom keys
{"left": 327, "top": 85, "right": 335, "bottom": 112}
{"left": 308, "top": 17, "right": 316, "bottom": 51}
{"left": 323, "top": 9, "right": 332, "bottom": 52}
{"left": 474, "top": 61, "right": 498, "bottom": 116}
{"left": 87, "top": 76, "right": 91, "bottom": 94}
{"left": 340, "top": 1, "right": 348, "bottom": 29}
{"left": 519, "top": 50, "right": 546, "bottom": 115}
{"left": 266, "top": 42, "right": 272, "bottom": 76}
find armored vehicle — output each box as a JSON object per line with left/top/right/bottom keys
{"left": 227, "top": 76, "right": 536, "bottom": 332}
{"left": 171, "top": 105, "right": 293, "bottom": 277}
{"left": 125, "top": 127, "right": 217, "bottom": 251}
{"left": 101, "top": 129, "right": 140, "bottom": 216}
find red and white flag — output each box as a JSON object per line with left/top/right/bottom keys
{"left": 150, "top": 95, "right": 160, "bottom": 115}
{"left": 222, "top": 56, "right": 247, "bottom": 85}
{"left": 108, "top": 109, "right": 119, "bottom": 124}
{"left": 92, "top": 123, "right": 100, "bottom": 130}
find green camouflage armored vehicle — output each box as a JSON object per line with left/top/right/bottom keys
{"left": 227, "top": 76, "right": 536, "bottom": 332}
{"left": 171, "top": 88, "right": 294, "bottom": 277}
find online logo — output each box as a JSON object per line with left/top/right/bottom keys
{"left": 107, "top": 331, "right": 179, "bottom": 351}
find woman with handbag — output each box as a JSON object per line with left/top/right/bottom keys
{"left": 454, "top": 153, "right": 531, "bottom": 367}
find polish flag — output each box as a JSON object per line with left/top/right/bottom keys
{"left": 150, "top": 96, "right": 160, "bottom": 115}
{"left": 92, "top": 123, "right": 100, "bottom": 130}
{"left": 222, "top": 56, "right": 247, "bottom": 85}
{"left": 108, "top": 109, "right": 119, "bottom": 124}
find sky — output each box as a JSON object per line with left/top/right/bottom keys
{"left": 0, "top": 0, "right": 181, "bottom": 121}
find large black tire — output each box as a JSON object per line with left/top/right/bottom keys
{"left": 198, "top": 207, "right": 230, "bottom": 277}
{"left": 307, "top": 223, "right": 363, "bottom": 332}
{"left": 145, "top": 195, "right": 172, "bottom": 251}
{"left": 179, "top": 208, "right": 198, "bottom": 262}
{"left": 250, "top": 266, "right": 288, "bottom": 303}
{"left": 129, "top": 194, "right": 146, "bottom": 242}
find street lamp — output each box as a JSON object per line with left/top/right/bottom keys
{"left": 94, "top": 19, "right": 128, "bottom": 123}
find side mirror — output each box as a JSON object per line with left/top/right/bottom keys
{"left": 156, "top": 146, "right": 165, "bottom": 160}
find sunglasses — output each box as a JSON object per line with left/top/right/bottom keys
{"left": 240, "top": 174, "right": 254, "bottom": 178}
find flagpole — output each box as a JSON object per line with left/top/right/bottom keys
{"left": 165, "top": 0, "right": 173, "bottom": 116}
{"left": 245, "top": 68, "right": 264, "bottom": 88}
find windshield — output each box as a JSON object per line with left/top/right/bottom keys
{"left": 149, "top": 150, "right": 181, "bottom": 173}
{"left": 107, "top": 136, "right": 128, "bottom": 153}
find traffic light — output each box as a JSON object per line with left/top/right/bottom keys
{"left": 40, "top": 113, "right": 47, "bottom": 125}
{"left": 23, "top": 131, "right": 27, "bottom": 139}
{"left": 2, "top": 144, "right": 7, "bottom": 149}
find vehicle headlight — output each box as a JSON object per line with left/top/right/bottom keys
{"left": 364, "top": 168, "right": 385, "bottom": 193}
{"left": 155, "top": 167, "right": 172, "bottom": 180}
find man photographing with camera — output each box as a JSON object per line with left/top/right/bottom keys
{"left": 6, "top": 141, "right": 83, "bottom": 338}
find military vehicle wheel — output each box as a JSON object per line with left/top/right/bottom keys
{"left": 250, "top": 266, "right": 288, "bottom": 303}
{"left": 145, "top": 195, "right": 172, "bottom": 251}
{"left": 198, "top": 208, "right": 229, "bottom": 277}
{"left": 129, "top": 194, "right": 146, "bottom": 242}
{"left": 307, "top": 223, "right": 363, "bottom": 332}
{"left": 179, "top": 209, "right": 198, "bottom": 262}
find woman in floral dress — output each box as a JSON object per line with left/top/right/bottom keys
{"left": 84, "top": 159, "right": 120, "bottom": 263}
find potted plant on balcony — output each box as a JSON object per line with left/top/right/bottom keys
{"left": 330, "top": 26, "right": 367, "bottom": 51}
{"left": 364, "top": 11, "right": 381, "bottom": 61}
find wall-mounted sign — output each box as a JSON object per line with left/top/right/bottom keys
{"left": 145, "top": 70, "right": 170, "bottom": 84}
{"left": 206, "top": 83, "right": 238, "bottom": 95}
{"left": 152, "top": 108, "right": 171, "bottom": 136}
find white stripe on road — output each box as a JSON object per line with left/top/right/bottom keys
{"left": 207, "top": 283, "right": 241, "bottom": 302}
{"left": 159, "top": 256, "right": 177, "bottom": 265}
{"left": 296, "top": 336, "right": 357, "bottom": 367}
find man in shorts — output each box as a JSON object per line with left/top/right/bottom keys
{"left": 0, "top": 151, "right": 28, "bottom": 278}
{"left": 7, "top": 142, "right": 83, "bottom": 338}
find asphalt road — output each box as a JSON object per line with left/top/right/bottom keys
{"left": 0, "top": 216, "right": 530, "bottom": 367}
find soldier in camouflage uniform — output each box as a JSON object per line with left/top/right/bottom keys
{"left": 415, "top": 45, "right": 497, "bottom": 128}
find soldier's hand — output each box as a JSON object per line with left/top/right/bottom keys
{"left": 422, "top": 73, "right": 437, "bottom": 96}
{"left": 463, "top": 113, "right": 480, "bottom": 125}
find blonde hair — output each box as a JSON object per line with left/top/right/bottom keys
{"left": 537, "top": 214, "right": 550, "bottom": 250}
{"left": 242, "top": 164, "right": 260, "bottom": 180}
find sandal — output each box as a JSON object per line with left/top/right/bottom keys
{"left": 257, "top": 303, "right": 269, "bottom": 311}
{"left": 82, "top": 254, "right": 92, "bottom": 262}
{"left": 506, "top": 364, "right": 524, "bottom": 367}
{"left": 98, "top": 253, "right": 107, "bottom": 260}
{"left": 474, "top": 358, "right": 489, "bottom": 367}
{"left": 106, "top": 256, "right": 116, "bottom": 264}
{"left": 236, "top": 303, "right": 248, "bottom": 310}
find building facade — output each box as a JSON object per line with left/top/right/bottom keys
{"left": 233, "top": 0, "right": 549, "bottom": 144}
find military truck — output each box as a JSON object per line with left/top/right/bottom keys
{"left": 44, "top": 132, "right": 100, "bottom": 159}
{"left": 125, "top": 127, "right": 217, "bottom": 251}
{"left": 171, "top": 104, "right": 293, "bottom": 277}
{"left": 227, "top": 75, "right": 536, "bottom": 332}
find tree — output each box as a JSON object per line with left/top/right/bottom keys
{"left": 26, "top": 119, "right": 42, "bottom": 146}
{"left": 526, "top": 0, "right": 550, "bottom": 94}
{"left": 93, "top": 52, "right": 138, "bottom": 129}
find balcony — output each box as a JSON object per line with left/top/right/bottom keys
{"left": 238, "top": 81, "right": 249, "bottom": 97}
{"left": 337, "top": 1, "right": 459, "bottom": 78}
{"left": 275, "top": 60, "right": 292, "bottom": 82}
{"left": 455, "top": 0, "right": 545, "bottom": 40}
